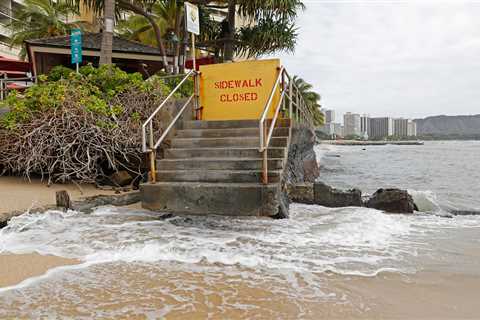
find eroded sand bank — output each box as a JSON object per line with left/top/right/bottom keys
{"left": 0, "top": 176, "right": 117, "bottom": 220}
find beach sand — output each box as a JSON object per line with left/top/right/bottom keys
{"left": 1, "top": 254, "right": 479, "bottom": 319}
{"left": 0, "top": 176, "right": 117, "bottom": 217}
{"left": 0, "top": 253, "right": 79, "bottom": 288}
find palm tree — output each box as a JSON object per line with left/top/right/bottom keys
{"left": 9, "top": 0, "right": 85, "bottom": 60}
{"left": 116, "top": 1, "right": 177, "bottom": 48}
{"left": 188, "top": 0, "right": 305, "bottom": 61}
{"left": 82, "top": 0, "right": 171, "bottom": 72}
{"left": 99, "top": 0, "right": 115, "bottom": 65}
{"left": 292, "top": 76, "right": 325, "bottom": 126}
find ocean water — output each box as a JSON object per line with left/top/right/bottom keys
{"left": 0, "top": 141, "right": 479, "bottom": 318}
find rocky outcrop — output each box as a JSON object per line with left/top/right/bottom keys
{"left": 109, "top": 170, "right": 133, "bottom": 187}
{"left": 314, "top": 182, "right": 362, "bottom": 207}
{"left": 365, "top": 188, "right": 418, "bottom": 213}
{"left": 289, "top": 183, "right": 419, "bottom": 214}
{"left": 0, "top": 191, "right": 141, "bottom": 229}
{"left": 288, "top": 183, "right": 314, "bottom": 204}
{"left": 285, "top": 126, "right": 320, "bottom": 185}
{"left": 280, "top": 125, "right": 320, "bottom": 218}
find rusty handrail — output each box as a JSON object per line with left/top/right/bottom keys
{"left": 258, "top": 67, "right": 315, "bottom": 184}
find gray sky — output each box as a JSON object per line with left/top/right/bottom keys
{"left": 278, "top": 0, "right": 480, "bottom": 120}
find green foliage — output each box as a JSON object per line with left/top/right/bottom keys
{"left": 0, "top": 65, "right": 166, "bottom": 129}
{"left": 47, "top": 66, "right": 75, "bottom": 81}
{"left": 149, "top": 72, "right": 194, "bottom": 98}
{"left": 9, "top": 0, "right": 89, "bottom": 60}
{"left": 292, "top": 75, "right": 325, "bottom": 126}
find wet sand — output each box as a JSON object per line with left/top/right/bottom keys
{"left": 0, "top": 176, "right": 116, "bottom": 218}
{"left": 0, "top": 253, "right": 79, "bottom": 288}
{"left": 1, "top": 256, "right": 479, "bottom": 319}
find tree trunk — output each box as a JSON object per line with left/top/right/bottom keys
{"left": 173, "top": 7, "right": 183, "bottom": 74}
{"left": 224, "top": 0, "right": 236, "bottom": 62}
{"left": 118, "top": 0, "right": 170, "bottom": 73}
{"left": 99, "top": 0, "right": 115, "bottom": 65}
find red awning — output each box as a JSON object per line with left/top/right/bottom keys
{"left": 185, "top": 56, "right": 216, "bottom": 70}
{"left": 0, "top": 56, "right": 31, "bottom": 74}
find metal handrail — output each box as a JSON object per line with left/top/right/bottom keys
{"left": 141, "top": 70, "right": 197, "bottom": 183}
{"left": 258, "top": 67, "right": 315, "bottom": 184}
{"left": 141, "top": 70, "right": 196, "bottom": 153}
{"left": 259, "top": 67, "right": 285, "bottom": 152}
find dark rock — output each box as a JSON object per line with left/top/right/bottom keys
{"left": 449, "top": 210, "right": 480, "bottom": 216}
{"left": 313, "top": 182, "right": 362, "bottom": 207}
{"left": 271, "top": 189, "right": 290, "bottom": 219}
{"left": 288, "top": 183, "right": 314, "bottom": 204}
{"left": 285, "top": 126, "right": 320, "bottom": 184}
{"left": 72, "top": 191, "right": 141, "bottom": 213}
{"left": 366, "top": 188, "right": 418, "bottom": 214}
{"left": 110, "top": 170, "right": 133, "bottom": 187}
{"left": 0, "top": 220, "right": 7, "bottom": 229}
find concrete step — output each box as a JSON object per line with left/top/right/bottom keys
{"left": 141, "top": 182, "right": 282, "bottom": 216}
{"left": 155, "top": 170, "right": 281, "bottom": 183}
{"left": 156, "top": 158, "right": 284, "bottom": 171}
{"left": 164, "top": 147, "right": 286, "bottom": 159}
{"left": 183, "top": 119, "right": 291, "bottom": 130}
{"left": 175, "top": 127, "right": 289, "bottom": 139}
{"left": 171, "top": 136, "right": 288, "bottom": 148}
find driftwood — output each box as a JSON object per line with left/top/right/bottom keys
{"left": 0, "top": 88, "right": 167, "bottom": 184}
{"left": 56, "top": 190, "right": 72, "bottom": 210}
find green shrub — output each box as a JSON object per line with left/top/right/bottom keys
{"left": 0, "top": 64, "right": 169, "bottom": 129}
{"left": 150, "top": 72, "right": 194, "bottom": 98}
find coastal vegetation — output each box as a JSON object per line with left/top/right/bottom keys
{"left": 8, "top": 0, "right": 88, "bottom": 59}
{"left": 0, "top": 65, "right": 190, "bottom": 184}
{"left": 292, "top": 76, "right": 325, "bottom": 126}
{"left": 10, "top": 0, "right": 306, "bottom": 70}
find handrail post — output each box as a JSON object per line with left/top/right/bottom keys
{"left": 296, "top": 90, "right": 299, "bottom": 122}
{"left": 148, "top": 121, "right": 156, "bottom": 183}
{"left": 288, "top": 78, "right": 293, "bottom": 120}
{"left": 262, "top": 124, "right": 268, "bottom": 184}
{"left": 193, "top": 71, "right": 200, "bottom": 120}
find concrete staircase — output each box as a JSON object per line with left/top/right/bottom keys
{"left": 141, "top": 119, "right": 291, "bottom": 216}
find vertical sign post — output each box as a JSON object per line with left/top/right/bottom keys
{"left": 71, "top": 29, "right": 82, "bottom": 73}
{"left": 185, "top": 2, "right": 200, "bottom": 70}
{"left": 184, "top": 2, "right": 200, "bottom": 118}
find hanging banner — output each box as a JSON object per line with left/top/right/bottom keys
{"left": 199, "top": 59, "right": 281, "bottom": 120}
{"left": 70, "top": 29, "right": 82, "bottom": 64}
{"left": 185, "top": 2, "right": 200, "bottom": 35}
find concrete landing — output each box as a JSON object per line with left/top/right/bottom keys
{"left": 140, "top": 119, "right": 291, "bottom": 217}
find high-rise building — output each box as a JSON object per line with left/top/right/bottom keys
{"left": 407, "top": 120, "right": 417, "bottom": 137}
{"left": 393, "top": 118, "right": 409, "bottom": 137}
{"left": 0, "top": 0, "right": 23, "bottom": 58}
{"left": 343, "top": 112, "right": 361, "bottom": 137}
{"left": 360, "top": 114, "right": 370, "bottom": 139}
{"left": 325, "top": 110, "right": 335, "bottom": 124}
{"left": 368, "top": 117, "right": 394, "bottom": 139}
{"left": 393, "top": 118, "right": 417, "bottom": 137}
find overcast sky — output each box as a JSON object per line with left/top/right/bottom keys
{"left": 278, "top": 0, "right": 480, "bottom": 121}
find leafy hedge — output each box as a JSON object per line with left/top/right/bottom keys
{"left": 0, "top": 65, "right": 192, "bottom": 184}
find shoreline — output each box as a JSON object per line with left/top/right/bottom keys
{"left": 0, "top": 176, "right": 140, "bottom": 227}
{"left": 319, "top": 139, "right": 424, "bottom": 146}
{"left": 1, "top": 252, "right": 480, "bottom": 319}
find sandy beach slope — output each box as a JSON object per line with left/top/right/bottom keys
{"left": 0, "top": 253, "right": 79, "bottom": 288}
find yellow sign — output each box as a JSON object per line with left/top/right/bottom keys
{"left": 199, "top": 59, "right": 281, "bottom": 120}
